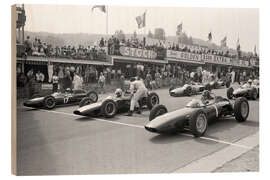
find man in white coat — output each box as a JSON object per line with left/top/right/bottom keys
{"left": 126, "top": 77, "right": 148, "bottom": 116}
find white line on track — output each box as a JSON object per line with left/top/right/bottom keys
{"left": 38, "top": 108, "right": 145, "bottom": 129}
{"left": 24, "top": 107, "right": 254, "bottom": 149}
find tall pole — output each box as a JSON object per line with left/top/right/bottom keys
{"left": 22, "top": 4, "right": 25, "bottom": 43}
{"left": 106, "top": 5, "right": 108, "bottom": 36}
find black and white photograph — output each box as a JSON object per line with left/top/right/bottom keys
{"left": 12, "top": 3, "right": 259, "bottom": 175}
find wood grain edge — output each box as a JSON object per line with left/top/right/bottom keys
{"left": 11, "top": 4, "right": 17, "bottom": 175}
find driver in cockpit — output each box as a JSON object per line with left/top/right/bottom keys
{"left": 114, "top": 88, "right": 123, "bottom": 98}
{"left": 201, "top": 90, "right": 215, "bottom": 105}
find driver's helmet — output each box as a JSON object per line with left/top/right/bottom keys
{"left": 65, "top": 88, "right": 72, "bottom": 93}
{"left": 248, "top": 79, "right": 253, "bottom": 85}
{"left": 202, "top": 90, "right": 211, "bottom": 99}
{"left": 115, "top": 88, "right": 123, "bottom": 97}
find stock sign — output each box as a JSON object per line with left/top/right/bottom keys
{"left": 119, "top": 46, "right": 158, "bottom": 59}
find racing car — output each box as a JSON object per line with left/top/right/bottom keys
{"left": 208, "top": 79, "right": 230, "bottom": 89}
{"left": 23, "top": 89, "right": 99, "bottom": 109}
{"left": 226, "top": 81, "right": 259, "bottom": 100}
{"left": 145, "top": 92, "right": 249, "bottom": 137}
{"left": 169, "top": 83, "right": 206, "bottom": 97}
{"left": 73, "top": 89, "right": 160, "bottom": 118}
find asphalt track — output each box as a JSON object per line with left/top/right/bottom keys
{"left": 16, "top": 84, "right": 259, "bottom": 175}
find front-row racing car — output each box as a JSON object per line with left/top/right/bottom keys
{"left": 73, "top": 89, "right": 160, "bottom": 118}
{"left": 145, "top": 92, "right": 249, "bottom": 137}
{"left": 226, "top": 80, "right": 259, "bottom": 100}
{"left": 23, "top": 88, "right": 99, "bottom": 109}
{"left": 169, "top": 83, "right": 206, "bottom": 97}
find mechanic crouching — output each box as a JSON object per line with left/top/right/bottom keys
{"left": 126, "top": 77, "right": 148, "bottom": 116}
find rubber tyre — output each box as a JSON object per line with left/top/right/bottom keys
{"left": 204, "top": 83, "right": 211, "bottom": 91}
{"left": 189, "top": 110, "right": 208, "bottom": 137}
{"left": 87, "top": 91, "right": 98, "bottom": 103}
{"left": 226, "top": 81, "right": 231, "bottom": 88}
{"left": 147, "top": 92, "right": 160, "bottom": 110}
{"left": 185, "top": 86, "right": 192, "bottom": 96}
{"left": 79, "top": 97, "right": 93, "bottom": 107}
{"left": 234, "top": 97, "right": 249, "bottom": 122}
{"left": 101, "top": 99, "right": 118, "bottom": 118}
{"left": 43, "top": 96, "right": 56, "bottom": 109}
{"left": 251, "top": 88, "right": 258, "bottom": 100}
{"left": 149, "top": 104, "right": 168, "bottom": 121}
{"left": 227, "top": 87, "right": 234, "bottom": 99}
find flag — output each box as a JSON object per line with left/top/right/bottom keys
{"left": 220, "top": 36, "right": 227, "bottom": 47}
{"left": 236, "top": 38, "right": 241, "bottom": 51}
{"left": 254, "top": 45, "right": 257, "bottom": 55}
{"left": 92, "top": 5, "right": 106, "bottom": 13}
{"left": 136, "top": 12, "right": 146, "bottom": 29}
{"left": 208, "top": 32, "right": 212, "bottom": 41}
{"left": 176, "top": 22, "right": 183, "bottom": 35}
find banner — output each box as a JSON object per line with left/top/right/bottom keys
{"left": 201, "top": 54, "right": 231, "bottom": 65}
{"left": 119, "top": 46, "right": 157, "bottom": 59}
{"left": 166, "top": 50, "right": 202, "bottom": 62}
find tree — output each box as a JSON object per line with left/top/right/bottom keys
{"left": 188, "top": 36, "right": 193, "bottom": 45}
{"left": 154, "top": 28, "right": 166, "bottom": 40}
{"left": 133, "top": 31, "right": 137, "bottom": 39}
{"left": 147, "top": 30, "right": 153, "bottom": 38}
{"left": 115, "top": 30, "right": 125, "bottom": 41}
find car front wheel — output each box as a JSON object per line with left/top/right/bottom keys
{"left": 43, "top": 96, "right": 56, "bottom": 109}
{"left": 234, "top": 97, "right": 249, "bottom": 122}
{"left": 189, "top": 110, "right": 208, "bottom": 137}
{"left": 101, "top": 99, "right": 118, "bottom": 118}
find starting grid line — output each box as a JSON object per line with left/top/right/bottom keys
{"left": 25, "top": 107, "right": 254, "bottom": 150}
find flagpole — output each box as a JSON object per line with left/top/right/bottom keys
{"left": 106, "top": 5, "right": 108, "bottom": 36}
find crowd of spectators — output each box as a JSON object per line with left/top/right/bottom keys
{"left": 167, "top": 42, "right": 259, "bottom": 62}
{"left": 23, "top": 36, "right": 107, "bottom": 61}
{"left": 21, "top": 35, "right": 259, "bottom": 64}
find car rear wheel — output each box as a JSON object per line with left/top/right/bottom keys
{"left": 227, "top": 87, "right": 234, "bottom": 99}
{"left": 190, "top": 110, "right": 208, "bottom": 137}
{"left": 149, "top": 104, "right": 168, "bottom": 121}
{"left": 87, "top": 91, "right": 98, "bottom": 103}
{"left": 79, "top": 97, "right": 93, "bottom": 107}
{"left": 147, "top": 92, "right": 160, "bottom": 110}
{"left": 43, "top": 96, "right": 56, "bottom": 109}
{"left": 185, "top": 86, "right": 192, "bottom": 96}
{"left": 101, "top": 99, "right": 118, "bottom": 118}
{"left": 234, "top": 97, "right": 249, "bottom": 122}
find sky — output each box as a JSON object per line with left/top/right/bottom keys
{"left": 23, "top": 4, "right": 259, "bottom": 52}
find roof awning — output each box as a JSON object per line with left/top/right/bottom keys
{"left": 165, "top": 58, "right": 205, "bottom": 65}
{"left": 17, "top": 56, "right": 113, "bottom": 66}
{"left": 111, "top": 55, "right": 168, "bottom": 64}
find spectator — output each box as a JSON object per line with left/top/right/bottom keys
{"left": 58, "top": 66, "right": 64, "bottom": 91}
{"left": 98, "top": 72, "right": 106, "bottom": 94}
{"left": 24, "top": 36, "right": 32, "bottom": 55}
{"left": 73, "top": 73, "right": 83, "bottom": 90}
{"left": 155, "top": 70, "right": 161, "bottom": 88}
{"left": 63, "top": 70, "right": 72, "bottom": 90}
{"left": 52, "top": 71, "right": 59, "bottom": 92}
{"left": 36, "top": 71, "right": 44, "bottom": 82}
{"left": 145, "top": 72, "right": 152, "bottom": 89}
{"left": 26, "top": 69, "right": 35, "bottom": 98}
{"left": 119, "top": 74, "right": 125, "bottom": 91}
